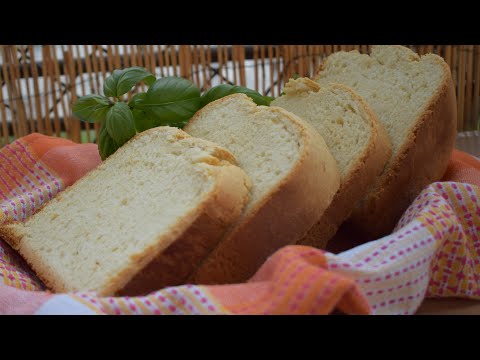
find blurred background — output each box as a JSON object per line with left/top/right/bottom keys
{"left": 0, "top": 45, "right": 478, "bottom": 153}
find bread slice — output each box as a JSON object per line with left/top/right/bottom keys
{"left": 271, "top": 78, "right": 391, "bottom": 249}
{"left": 0, "top": 127, "right": 250, "bottom": 296}
{"left": 184, "top": 93, "right": 340, "bottom": 284}
{"left": 315, "top": 45, "right": 457, "bottom": 237}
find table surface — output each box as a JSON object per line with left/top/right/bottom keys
{"left": 416, "top": 298, "right": 480, "bottom": 314}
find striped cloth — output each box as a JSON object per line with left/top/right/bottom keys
{"left": 0, "top": 134, "right": 479, "bottom": 315}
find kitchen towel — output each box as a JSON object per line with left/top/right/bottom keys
{"left": 0, "top": 134, "right": 478, "bottom": 315}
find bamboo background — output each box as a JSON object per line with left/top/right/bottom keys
{"left": 0, "top": 45, "right": 478, "bottom": 146}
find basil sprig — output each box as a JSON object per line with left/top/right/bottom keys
{"left": 200, "top": 84, "right": 274, "bottom": 107}
{"left": 106, "top": 102, "right": 136, "bottom": 146}
{"left": 73, "top": 66, "right": 273, "bottom": 160}
{"left": 104, "top": 67, "right": 156, "bottom": 98}
{"left": 133, "top": 77, "right": 201, "bottom": 129}
{"left": 72, "top": 95, "right": 111, "bottom": 123}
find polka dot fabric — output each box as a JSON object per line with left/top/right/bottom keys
{"left": 1, "top": 135, "right": 479, "bottom": 315}
{"left": 324, "top": 181, "right": 480, "bottom": 314}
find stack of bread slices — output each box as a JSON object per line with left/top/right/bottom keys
{"left": 0, "top": 45, "right": 457, "bottom": 295}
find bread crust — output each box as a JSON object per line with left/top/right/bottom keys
{"left": 0, "top": 127, "right": 251, "bottom": 296}
{"left": 315, "top": 47, "right": 457, "bottom": 238}
{"left": 295, "top": 82, "right": 392, "bottom": 248}
{"left": 184, "top": 94, "right": 341, "bottom": 284}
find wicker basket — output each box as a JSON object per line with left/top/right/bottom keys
{"left": 0, "top": 45, "right": 479, "bottom": 146}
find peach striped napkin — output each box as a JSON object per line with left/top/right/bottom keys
{"left": 0, "top": 135, "right": 479, "bottom": 315}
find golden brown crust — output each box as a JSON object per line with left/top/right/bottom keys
{"left": 298, "top": 83, "right": 392, "bottom": 248}
{"left": 0, "top": 224, "right": 23, "bottom": 250}
{"left": 0, "top": 223, "right": 60, "bottom": 293}
{"left": 184, "top": 97, "right": 341, "bottom": 284}
{"left": 282, "top": 77, "right": 321, "bottom": 93}
{"left": 315, "top": 48, "right": 457, "bottom": 238}
{"left": 0, "top": 127, "right": 251, "bottom": 296}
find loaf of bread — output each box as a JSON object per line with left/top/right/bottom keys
{"left": 0, "top": 45, "right": 456, "bottom": 294}
{"left": 315, "top": 45, "right": 457, "bottom": 237}
{"left": 272, "top": 78, "right": 391, "bottom": 248}
{"left": 0, "top": 127, "right": 251, "bottom": 296}
{"left": 184, "top": 93, "right": 341, "bottom": 284}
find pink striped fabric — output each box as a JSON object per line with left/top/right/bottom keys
{"left": 1, "top": 134, "right": 480, "bottom": 315}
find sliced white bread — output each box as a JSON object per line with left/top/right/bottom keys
{"left": 184, "top": 93, "right": 340, "bottom": 284}
{"left": 0, "top": 127, "right": 250, "bottom": 296}
{"left": 272, "top": 78, "right": 391, "bottom": 248}
{"left": 315, "top": 45, "right": 457, "bottom": 237}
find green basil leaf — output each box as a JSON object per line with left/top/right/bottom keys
{"left": 132, "top": 108, "right": 159, "bottom": 133}
{"left": 128, "top": 92, "right": 147, "bottom": 108}
{"left": 103, "top": 67, "right": 156, "bottom": 98}
{"left": 73, "top": 95, "right": 111, "bottom": 123}
{"left": 200, "top": 84, "right": 274, "bottom": 107}
{"left": 103, "top": 69, "right": 122, "bottom": 98}
{"left": 134, "top": 77, "right": 202, "bottom": 128}
{"left": 98, "top": 123, "right": 119, "bottom": 160}
{"left": 92, "top": 105, "right": 111, "bottom": 124}
{"left": 106, "top": 102, "right": 136, "bottom": 146}
{"left": 143, "top": 76, "right": 156, "bottom": 87}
